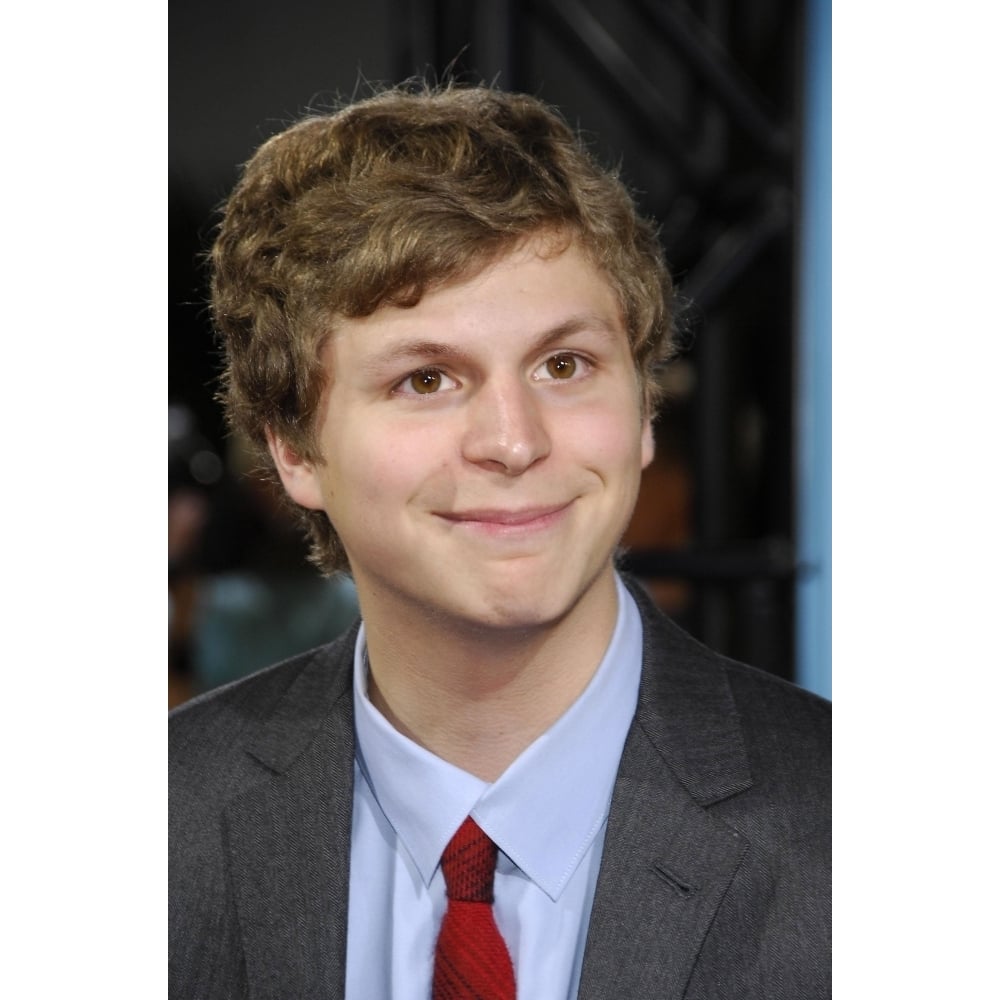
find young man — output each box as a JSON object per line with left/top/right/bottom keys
{"left": 169, "top": 85, "right": 831, "bottom": 999}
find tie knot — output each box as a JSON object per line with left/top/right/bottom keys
{"left": 440, "top": 817, "right": 498, "bottom": 902}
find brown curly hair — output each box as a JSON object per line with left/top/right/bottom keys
{"left": 211, "top": 83, "right": 676, "bottom": 574}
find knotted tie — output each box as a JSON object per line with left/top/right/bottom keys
{"left": 432, "top": 816, "right": 516, "bottom": 1000}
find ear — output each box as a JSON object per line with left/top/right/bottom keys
{"left": 640, "top": 415, "right": 655, "bottom": 470}
{"left": 265, "top": 428, "right": 326, "bottom": 511}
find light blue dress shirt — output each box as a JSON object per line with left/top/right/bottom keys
{"left": 344, "top": 574, "right": 644, "bottom": 999}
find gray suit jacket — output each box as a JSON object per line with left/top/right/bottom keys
{"left": 170, "top": 581, "right": 830, "bottom": 999}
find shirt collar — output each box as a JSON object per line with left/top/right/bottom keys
{"left": 353, "top": 573, "right": 643, "bottom": 901}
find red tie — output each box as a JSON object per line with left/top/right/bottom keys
{"left": 432, "top": 817, "right": 516, "bottom": 1000}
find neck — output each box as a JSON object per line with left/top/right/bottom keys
{"left": 359, "top": 570, "right": 620, "bottom": 782}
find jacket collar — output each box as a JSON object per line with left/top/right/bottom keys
{"left": 628, "top": 578, "right": 753, "bottom": 806}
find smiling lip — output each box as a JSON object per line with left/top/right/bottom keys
{"left": 437, "top": 502, "right": 572, "bottom": 530}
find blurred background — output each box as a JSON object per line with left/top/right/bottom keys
{"left": 169, "top": 0, "right": 831, "bottom": 707}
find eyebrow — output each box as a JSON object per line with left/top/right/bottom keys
{"left": 361, "top": 312, "right": 622, "bottom": 375}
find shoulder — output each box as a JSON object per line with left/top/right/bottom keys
{"left": 721, "top": 652, "right": 830, "bottom": 778}
{"left": 625, "top": 576, "right": 829, "bottom": 832}
{"left": 626, "top": 574, "right": 829, "bottom": 739}
{"left": 169, "top": 621, "right": 359, "bottom": 807}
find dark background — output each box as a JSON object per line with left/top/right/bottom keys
{"left": 169, "top": 0, "right": 827, "bottom": 706}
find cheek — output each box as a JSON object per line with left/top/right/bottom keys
{"left": 564, "top": 403, "right": 647, "bottom": 468}
{"left": 330, "top": 422, "right": 456, "bottom": 513}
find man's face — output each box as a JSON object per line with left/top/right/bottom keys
{"left": 272, "top": 236, "right": 654, "bottom": 635}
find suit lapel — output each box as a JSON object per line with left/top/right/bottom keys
{"left": 578, "top": 725, "right": 749, "bottom": 999}
{"left": 224, "top": 636, "right": 357, "bottom": 1000}
{"left": 579, "top": 583, "right": 754, "bottom": 1000}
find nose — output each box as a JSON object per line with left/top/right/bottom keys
{"left": 461, "top": 378, "right": 551, "bottom": 475}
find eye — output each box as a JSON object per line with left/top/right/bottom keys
{"left": 395, "top": 368, "right": 458, "bottom": 395}
{"left": 534, "top": 353, "right": 587, "bottom": 381}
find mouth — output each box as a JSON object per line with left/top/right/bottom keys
{"left": 436, "top": 502, "right": 573, "bottom": 533}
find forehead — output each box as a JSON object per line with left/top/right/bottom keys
{"left": 330, "top": 237, "right": 625, "bottom": 358}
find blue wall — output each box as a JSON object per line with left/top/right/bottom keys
{"left": 795, "top": 0, "right": 832, "bottom": 699}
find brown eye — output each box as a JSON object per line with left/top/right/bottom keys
{"left": 546, "top": 354, "right": 577, "bottom": 379}
{"left": 410, "top": 370, "right": 442, "bottom": 393}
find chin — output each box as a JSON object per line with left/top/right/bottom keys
{"left": 474, "top": 596, "right": 564, "bottom": 631}
{"left": 452, "top": 564, "right": 606, "bottom": 635}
